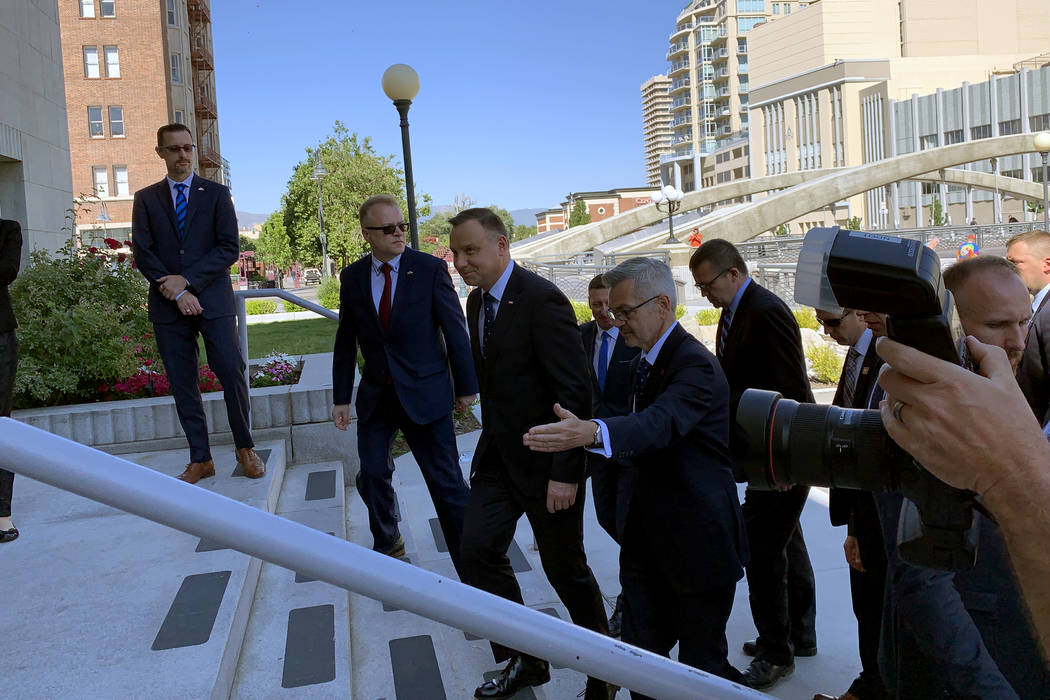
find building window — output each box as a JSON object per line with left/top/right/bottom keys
{"left": 83, "top": 46, "right": 99, "bottom": 78}
{"left": 1002, "top": 169, "right": 1023, "bottom": 179}
{"left": 103, "top": 45, "right": 119, "bottom": 78}
{"left": 80, "top": 0, "right": 94, "bottom": 18}
{"left": 167, "top": 0, "right": 178, "bottom": 24}
{"left": 597, "top": 207, "right": 606, "bottom": 215}
{"left": 737, "top": 17, "right": 766, "bottom": 31}
{"left": 92, "top": 166, "right": 109, "bottom": 197}
{"left": 170, "top": 53, "right": 181, "bottom": 82}
{"left": 100, "top": 0, "right": 115, "bottom": 17}
{"left": 174, "top": 109, "right": 185, "bottom": 124}
{"left": 737, "top": 0, "right": 764, "bottom": 11}
{"left": 88, "top": 106, "right": 104, "bottom": 137}
{"left": 999, "top": 119, "right": 1022, "bottom": 136}
{"left": 108, "top": 106, "right": 124, "bottom": 137}
{"left": 113, "top": 166, "right": 129, "bottom": 196}
{"left": 971, "top": 124, "right": 991, "bottom": 140}
{"left": 737, "top": 39, "right": 747, "bottom": 53}
{"left": 943, "top": 129, "right": 964, "bottom": 145}
{"left": 1031, "top": 114, "right": 1050, "bottom": 132}
{"left": 772, "top": 3, "right": 780, "bottom": 13}
{"left": 784, "top": 3, "right": 791, "bottom": 12}
{"left": 919, "top": 134, "right": 939, "bottom": 150}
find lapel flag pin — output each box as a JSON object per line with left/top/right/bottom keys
{"left": 407, "top": 270, "right": 414, "bottom": 276}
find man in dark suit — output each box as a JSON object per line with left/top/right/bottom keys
{"left": 689, "top": 239, "right": 816, "bottom": 690}
{"left": 131, "top": 123, "right": 264, "bottom": 483}
{"left": 332, "top": 194, "right": 476, "bottom": 565}
{"left": 1006, "top": 230, "right": 1050, "bottom": 424}
{"left": 448, "top": 208, "right": 613, "bottom": 700}
{"left": 0, "top": 218, "right": 22, "bottom": 543}
{"left": 812, "top": 307, "right": 886, "bottom": 700}
{"left": 578, "top": 272, "right": 640, "bottom": 636}
{"left": 525, "top": 257, "right": 749, "bottom": 695}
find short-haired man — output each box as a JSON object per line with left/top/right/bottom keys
{"left": 579, "top": 273, "right": 640, "bottom": 637}
{"left": 689, "top": 239, "right": 816, "bottom": 690}
{"left": 524, "top": 257, "right": 748, "bottom": 691}
{"left": 131, "top": 124, "right": 265, "bottom": 483}
{"left": 1005, "top": 230, "right": 1050, "bottom": 422}
{"left": 448, "top": 208, "right": 613, "bottom": 700}
{"left": 813, "top": 307, "right": 886, "bottom": 700}
{"left": 332, "top": 194, "right": 476, "bottom": 564}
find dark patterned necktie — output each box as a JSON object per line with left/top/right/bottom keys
{"left": 482, "top": 291, "right": 497, "bottom": 356}
{"left": 174, "top": 183, "right": 187, "bottom": 238}
{"left": 633, "top": 358, "right": 652, "bottom": 404}
{"left": 378, "top": 263, "right": 392, "bottom": 331}
{"left": 718, "top": 308, "right": 732, "bottom": 356}
{"left": 841, "top": 346, "right": 862, "bottom": 407}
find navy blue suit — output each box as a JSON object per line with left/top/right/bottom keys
{"left": 579, "top": 321, "right": 638, "bottom": 542}
{"left": 132, "top": 175, "right": 251, "bottom": 463}
{"left": 332, "top": 248, "right": 476, "bottom": 565}
{"left": 603, "top": 323, "right": 747, "bottom": 688}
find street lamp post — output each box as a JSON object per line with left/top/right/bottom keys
{"left": 654, "top": 185, "right": 685, "bottom": 244}
{"left": 1034, "top": 132, "right": 1050, "bottom": 231}
{"left": 382, "top": 64, "right": 421, "bottom": 250}
{"left": 311, "top": 154, "right": 328, "bottom": 278}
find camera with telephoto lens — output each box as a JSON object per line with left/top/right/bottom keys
{"left": 735, "top": 226, "right": 978, "bottom": 572}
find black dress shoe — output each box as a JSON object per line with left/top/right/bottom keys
{"left": 475, "top": 655, "right": 550, "bottom": 699}
{"left": 608, "top": 594, "right": 624, "bottom": 638}
{"left": 741, "top": 658, "right": 795, "bottom": 690}
{"left": 0, "top": 527, "right": 18, "bottom": 543}
{"left": 742, "top": 638, "right": 816, "bottom": 658}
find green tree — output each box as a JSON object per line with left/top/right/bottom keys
{"left": 256, "top": 210, "right": 294, "bottom": 273}
{"left": 511, "top": 224, "right": 537, "bottom": 242}
{"left": 569, "top": 200, "right": 591, "bottom": 227}
{"left": 845, "top": 215, "right": 863, "bottom": 230}
{"left": 418, "top": 203, "right": 520, "bottom": 248}
{"left": 281, "top": 121, "right": 431, "bottom": 270}
{"left": 929, "top": 196, "right": 947, "bottom": 226}
{"left": 239, "top": 235, "right": 257, "bottom": 253}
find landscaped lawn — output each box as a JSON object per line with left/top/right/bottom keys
{"left": 196, "top": 317, "right": 338, "bottom": 363}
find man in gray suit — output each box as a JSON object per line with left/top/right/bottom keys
{"left": 1006, "top": 229, "right": 1050, "bottom": 423}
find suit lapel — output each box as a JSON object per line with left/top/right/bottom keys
{"left": 487, "top": 265, "right": 523, "bottom": 352}
{"left": 154, "top": 179, "right": 178, "bottom": 234}
{"left": 358, "top": 257, "right": 381, "bottom": 331}
{"left": 467, "top": 288, "right": 482, "bottom": 367}
{"left": 389, "top": 249, "right": 413, "bottom": 323}
{"left": 721, "top": 282, "right": 756, "bottom": 361}
{"left": 183, "top": 174, "right": 205, "bottom": 237}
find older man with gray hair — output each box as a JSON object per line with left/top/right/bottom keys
{"left": 525, "top": 257, "right": 748, "bottom": 692}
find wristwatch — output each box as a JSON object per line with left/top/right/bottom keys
{"left": 590, "top": 422, "right": 603, "bottom": 449}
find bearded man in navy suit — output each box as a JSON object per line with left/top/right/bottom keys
{"left": 131, "top": 123, "right": 264, "bottom": 484}
{"left": 332, "top": 195, "right": 476, "bottom": 567}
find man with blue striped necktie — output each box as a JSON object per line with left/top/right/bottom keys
{"left": 131, "top": 124, "right": 264, "bottom": 485}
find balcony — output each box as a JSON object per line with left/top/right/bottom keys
{"left": 713, "top": 67, "right": 730, "bottom": 80}
{"left": 670, "top": 78, "right": 691, "bottom": 92}
{"left": 198, "top": 143, "right": 221, "bottom": 168}
{"left": 190, "top": 41, "right": 213, "bottom": 70}
{"left": 737, "top": 64, "right": 749, "bottom": 74}
{"left": 671, "top": 96, "right": 690, "bottom": 109}
{"left": 717, "top": 86, "right": 730, "bottom": 97}
{"left": 195, "top": 92, "right": 217, "bottom": 118}
{"left": 669, "top": 58, "right": 690, "bottom": 74}
{"left": 666, "top": 40, "right": 689, "bottom": 58}
{"left": 712, "top": 47, "right": 729, "bottom": 59}
{"left": 671, "top": 113, "right": 693, "bottom": 127}
{"left": 660, "top": 149, "right": 695, "bottom": 164}
{"left": 186, "top": 0, "right": 210, "bottom": 23}
{"left": 671, "top": 133, "right": 693, "bottom": 145}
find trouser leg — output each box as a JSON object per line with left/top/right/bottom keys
{"left": 199, "top": 315, "right": 253, "bottom": 449}
{"left": 0, "top": 330, "right": 15, "bottom": 517}
{"left": 154, "top": 319, "right": 211, "bottom": 463}
{"left": 355, "top": 392, "right": 402, "bottom": 552}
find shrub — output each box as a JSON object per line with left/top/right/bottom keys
{"left": 695, "top": 308, "right": 721, "bottom": 326}
{"left": 245, "top": 299, "right": 277, "bottom": 315}
{"left": 806, "top": 342, "right": 842, "bottom": 384}
{"left": 675, "top": 304, "right": 686, "bottom": 320}
{"left": 571, "top": 301, "right": 592, "bottom": 324}
{"left": 793, "top": 306, "right": 819, "bottom": 330}
{"left": 10, "top": 237, "right": 154, "bottom": 408}
{"left": 318, "top": 276, "right": 341, "bottom": 309}
{"left": 282, "top": 299, "right": 304, "bottom": 313}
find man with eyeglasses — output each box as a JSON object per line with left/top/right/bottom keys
{"left": 131, "top": 123, "right": 265, "bottom": 484}
{"left": 523, "top": 257, "right": 748, "bottom": 693}
{"left": 688, "top": 239, "right": 816, "bottom": 690}
{"left": 332, "top": 194, "right": 476, "bottom": 568}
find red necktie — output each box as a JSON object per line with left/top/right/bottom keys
{"left": 379, "top": 263, "right": 392, "bottom": 331}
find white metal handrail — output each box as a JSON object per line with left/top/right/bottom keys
{"left": 0, "top": 418, "right": 761, "bottom": 699}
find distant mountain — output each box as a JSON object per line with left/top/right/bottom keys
{"left": 510, "top": 208, "right": 545, "bottom": 226}
{"left": 236, "top": 211, "right": 270, "bottom": 227}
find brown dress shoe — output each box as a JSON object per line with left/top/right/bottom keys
{"left": 177, "top": 460, "right": 215, "bottom": 484}
{"left": 236, "top": 448, "right": 265, "bottom": 479}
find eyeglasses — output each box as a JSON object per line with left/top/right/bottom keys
{"left": 694, "top": 268, "right": 730, "bottom": 292}
{"left": 817, "top": 310, "right": 854, "bottom": 328}
{"left": 161, "top": 144, "right": 196, "bottom": 154}
{"left": 363, "top": 222, "right": 409, "bottom": 236}
{"left": 608, "top": 295, "right": 660, "bottom": 322}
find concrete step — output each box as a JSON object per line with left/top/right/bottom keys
{"left": 231, "top": 460, "right": 351, "bottom": 698}
{"left": 1, "top": 440, "right": 287, "bottom": 699}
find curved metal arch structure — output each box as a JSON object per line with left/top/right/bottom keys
{"left": 516, "top": 134, "right": 1043, "bottom": 259}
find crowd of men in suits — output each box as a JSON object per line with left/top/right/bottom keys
{"left": 106, "top": 122, "right": 1050, "bottom": 699}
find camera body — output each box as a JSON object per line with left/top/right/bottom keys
{"left": 736, "top": 226, "right": 978, "bottom": 571}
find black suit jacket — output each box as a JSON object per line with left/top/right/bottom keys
{"left": 0, "top": 219, "right": 22, "bottom": 333}
{"left": 467, "top": 263, "right": 592, "bottom": 497}
{"left": 1017, "top": 292, "right": 1050, "bottom": 424}
{"left": 604, "top": 323, "right": 748, "bottom": 591}
{"left": 579, "top": 321, "right": 638, "bottom": 420}
{"left": 332, "top": 248, "right": 477, "bottom": 425}
{"left": 131, "top": 175, "right": 239, "bottom": 323}
{"left": 717, "top": 281, "right": 813, "bottom": 469}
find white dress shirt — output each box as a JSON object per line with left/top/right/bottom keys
{"left": 1032, "top": 283, "right": 1050, "bottom": 314}
{"left": 166, "top": 174, "right": 194, "bottom": 209}
{"left": 370, "top": 253, "right": 402, "bottom": 312}
{"left": 593, "top": 324, "right": 620, "bottom": 377}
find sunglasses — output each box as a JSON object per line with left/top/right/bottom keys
{"left": 161, "top": 144, "right": 195, "bottom": 154}
{"left": 363, "top": 222, "right": 409, "bottom": 236}
{"left": 817, "top": 310, "right": 854, "bottom": 328}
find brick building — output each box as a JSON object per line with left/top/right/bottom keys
{"left": 536, "top": 187, "right": 661, "bottom": 232}
{"left": 59, "top": 0, "right": 223, "bottom": 241}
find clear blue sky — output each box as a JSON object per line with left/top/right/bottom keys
{"left": 211, "top": 0, "right": 681, "bottom": 216}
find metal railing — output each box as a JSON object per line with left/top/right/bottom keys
{"left": 519, "top": 252, "right": 671, "bottom": 301}
{"left": 0, "top": 418, "right": 760, "bottom": 699}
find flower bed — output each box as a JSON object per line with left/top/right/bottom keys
{"left": 250, "top": 352, "right": 303, "bottom": 388}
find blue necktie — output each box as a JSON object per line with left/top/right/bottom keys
{"left": 597, "top": 330, "right": 610, "bottom": 391}
{"left": 482, "top": 291, "right": 497, "bottom": 357}
{"left": 174, "top": 183, "right": 187, "bottom": 239}
{"left": 718, "top": 308, "right": 732, "bottom": 357}
{"left": 633, "top": 357, "right": 652, "bottom": 403}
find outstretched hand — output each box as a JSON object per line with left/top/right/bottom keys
{"left": 522, "top": 403, "right": 596, "bottom": 453}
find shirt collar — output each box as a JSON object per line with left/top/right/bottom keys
{"left": 727, "top": 277, "right": 751, "bottom": 318}
{"left": 853, "top": 328, "right": 873, "bottom": 356}
{"left": 643, "top": 321, "right": 679, "bottom": 365}
{"left": 1033, "top": 283, "right": 1050, "bottom": 314}
{"left": 598, "top": 325, "right": 619, "bottom": 342}
{"left": 166, "top": 173, "right": 194, "bottom": 192}
{"left": 372, "top": 253, "right": 402, "bottom": 273}
{"left": 484, "top": 259, "right": 515, "bottom": 301}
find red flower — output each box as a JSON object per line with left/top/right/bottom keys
{"left": 103, "top": 237, "right": 121, "bottom": 250}
{"left": 123, "top": 240, "right": 132, "bottom": 247}
{"left": 121, "top": 335, "right": 131, "bottom": 342}
{"left": 88, "top": 246, "right": 99, "bottom": 254}
{"left": 143, "top": 358, "right": 153, "bottom": 367}
{"left": 131, "top": 259, "right": 138, "bottom": 269}
{"left": 117, "top": 253, "right": 127, "bottom": 263}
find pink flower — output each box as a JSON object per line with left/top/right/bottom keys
{"left": 121, "top": 335, "right": 131, "bottom": 342}
{"left": 143, "top": 358, "right": 153, "bottom": 367}
{"left": 103, "top": 237, "right": 121, "bottom": 250}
